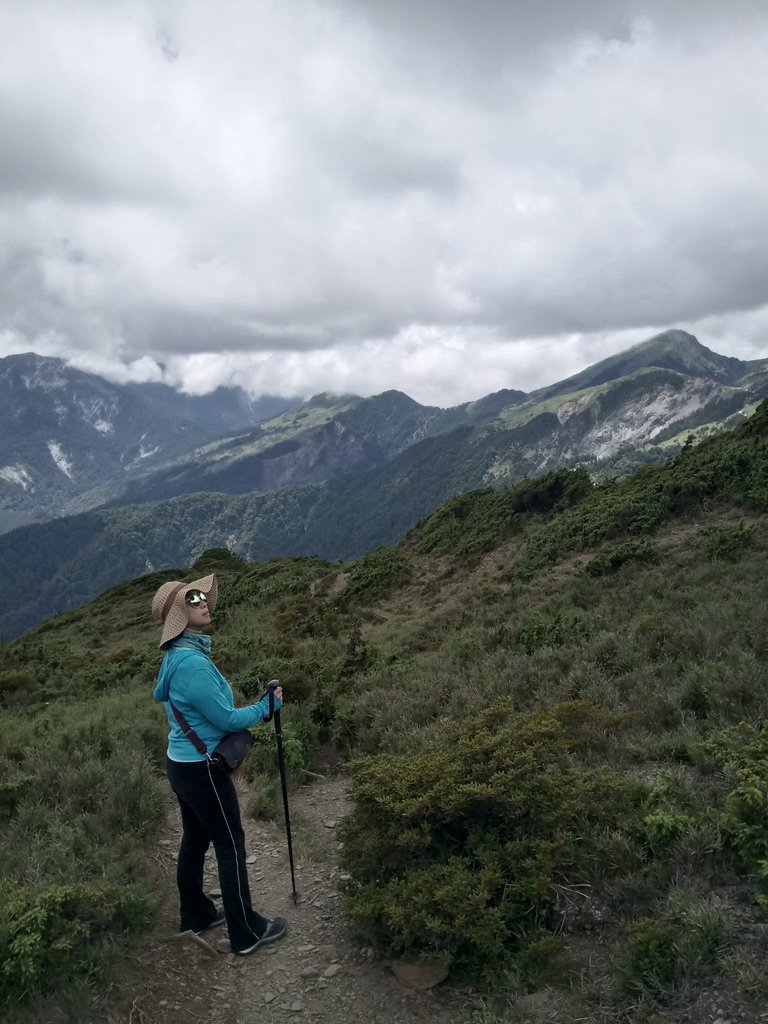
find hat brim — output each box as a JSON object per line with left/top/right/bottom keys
{"left": 159, "top": 573, "right": 218, "bottom": 648}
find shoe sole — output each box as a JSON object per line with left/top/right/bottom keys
{"left": 234, "top": 922, "right": 287, "bottom": 956}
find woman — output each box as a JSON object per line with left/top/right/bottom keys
{"left": 151, "top": 572, "right": 287, "bottom": 956}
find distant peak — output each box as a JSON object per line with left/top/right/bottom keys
{"left": 1, "top": 352, "right": 66, "bottom": 370}
{"left": 363, "top": 389, "right": 420, "bottom": 407}
{"left": 0, "top": 352, "right": 73, "bottom": 391}
{"left": 627, "top": 329, "right": 745, "bottom": 376}
{"left": 630, "top": 329, "right": 702, "bottom": 353}
{"left": 531, "top": 328, "right": 746, "bottom": 401}
{"left": 303, "top": 392, "right": 361, "bottom": 408}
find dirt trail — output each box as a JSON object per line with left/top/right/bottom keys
{"left": 86, "top": 774, "right": 474, "bottom": 1024}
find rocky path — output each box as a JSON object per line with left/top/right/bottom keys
{"left": 86, "top": 774, "right": 475, "bottom": 1024}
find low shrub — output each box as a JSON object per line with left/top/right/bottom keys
{"left": 0, "top": 670, "right": 37, "bottom": 694}
{"left": 0, "top": 670, "right": 37, "bottom": 707}
{"left": 246, "top": 777, "right": 282, "bottom": 821}
{"left": 191, "top": 547, "right": 246, "bottom": 573}
{"left": 616, "top": 890, "right": 729, "bottom": 1005}
{"left": 699, "top": 521, "right": 755, "bottom": 561}
{"left": 514, "top": 607, "right": 598, "bottom": 655}
{"left": 244, "top": 721, "right": 309, "bottom": 789}
{"left": 230, "top": 556, "right": 334, "bottom": 606}
{"left": 585, "top": 539, "right": 659, "bottom": 577}
{"left": 236, "top": 655, "right": 323, "bottom": 703}
{"left": 336, "top": 548, "right": 412, "bottom": 608}
{"left": 338, "top": 701, "right": 632, "bottom": 978}
{"left": 274, "top": 595, "right": 341, "bottom": 639}
{"left": 0, "top": 879, "right": 154, "bottom": 1009}
{"left": 702, "top": 726, "right": 768, "bottom": 903}
{"left": 410, "top": 468, "right": 592, "bottom": 558}
{"left": 0, "top": 774, "right": 35, "bottom": 821}
{"left": 616, "top": 917, "right": 679, "bottom": 1001}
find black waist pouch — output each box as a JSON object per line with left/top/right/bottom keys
{"left": 210, "top": 729, "right": 254, "bottom": 773}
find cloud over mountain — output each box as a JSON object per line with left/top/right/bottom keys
{"left": 2, "top": 0, "right": 768, "bottom": 404}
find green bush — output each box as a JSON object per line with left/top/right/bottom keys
{"left": 0, "top": 880, "right": 153, "bottom": 1008}
{"left": 246, "top": 777, "right": 282, "bottom": 821}
{"left": 191, "top": 547, "right": 246, "bottom": 573}
{"left": 274, "top": 595, "right": 340, "bottom": 639}
{"left": 616, "top": 917, "right": 679, "bottom": 1001}
{"left": 585, "top": 539, "right": 659, "bottom": 577}
{"left": 0, "top": 774, "right": 35, "bottom": 821}
{"left": 337, "top": 548, "right": 412, "bottom": 607}
{"left": 0, "top": 670, "right": 38, "bottom": 707}
{"left": 0, "top": 670, "right": 37, "bottom": 694}
{"left": 699, "top": 522, "right": 755, "bottom": 561}
{"left": 244, "top": 722, "right": 309, "bottom": 788}
{"left": 410, "top": 489, "right": 516, "bottom": 556}
{"left": 236, "top": 655, "right": 324, "bottom": 703}
{"left": 514, "top": 607, "right": 598, "bottom": 655}
{"left": 338, "top": 702, "right": 631, "bottom": 978}
{"left": 616, "top": 891, "right": 729, "bottom": 1005}
{"left": 513, "top": 406, "right": 768, "bottom": 580}
{"left": 229, "top": 556, "right": 334, "bottom": 606}
{"left": 702, "top": 726, "right": 768, "bottom": 902}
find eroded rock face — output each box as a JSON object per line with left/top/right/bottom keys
{"left": 555, "top": 377, "right": 734, "bottom": 461}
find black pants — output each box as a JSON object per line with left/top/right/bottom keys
{"left": 166, "top": 757, "right": 269, "bottom": 951}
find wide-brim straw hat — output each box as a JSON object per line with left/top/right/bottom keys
{"left": 151, "top": 573, "right": 219, "bottom": 648}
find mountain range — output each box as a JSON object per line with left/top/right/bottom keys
{"left": 0, "top": 328, "right": 764, "bottom": 639}
{"left": 0, "top": 353, "right": 298, "bottom": 533}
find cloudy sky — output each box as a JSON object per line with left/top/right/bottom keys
{"left": 2, "top": 0, "right": 768, "bottom": 406}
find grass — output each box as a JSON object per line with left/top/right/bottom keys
{"left": 4, "top": 405, "right": 768, "bottom": 1016}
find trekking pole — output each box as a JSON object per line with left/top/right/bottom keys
{"left": 266, "top": 679, "right": 299, "bottom": 904}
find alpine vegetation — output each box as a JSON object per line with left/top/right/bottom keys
{"left": 3, "top": 404, "right": 768, "bottom": 1019}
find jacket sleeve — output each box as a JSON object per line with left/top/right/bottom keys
{"left": 184, "top": 663, "right": 282, "bottom": 731}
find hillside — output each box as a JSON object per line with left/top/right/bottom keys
{"left": 87, "top": 387, "right": 530, "bottom": 510}
{"left": 96, "top": 390, "right": 463, "bottom": 507}
{"left": 3, "top": 405, "right": 768, "bottom": 1020}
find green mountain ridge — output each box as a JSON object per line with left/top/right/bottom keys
{"left": 95, "top": 386, "right": 520, "bottom": 510}
{"left": 95, "top": 329, "right": 760, "bottom": 514}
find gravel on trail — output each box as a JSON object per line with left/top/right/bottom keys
{"left": 81, "top": 775, "right": 475, "bottom": 1024}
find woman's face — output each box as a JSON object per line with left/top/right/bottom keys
{"left": 184, "top": 590, "right": 212, "bottom": 632}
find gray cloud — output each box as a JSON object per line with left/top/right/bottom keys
{"left": 1, "top": 0, "right": 767, "bottom": 405}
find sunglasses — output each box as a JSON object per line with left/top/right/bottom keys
{"left": 185, "top": 591, "right": 209, "bottom": 607}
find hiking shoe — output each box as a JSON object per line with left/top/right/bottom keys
{"left": 234, "top": 917, "right": 288, "bottom": 956}
{"left": 194, "top": 907, "right": 227, "bottom": 935}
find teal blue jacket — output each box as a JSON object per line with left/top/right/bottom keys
{"left": 153, "top": 633, "right": 281, "bottom": 761}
